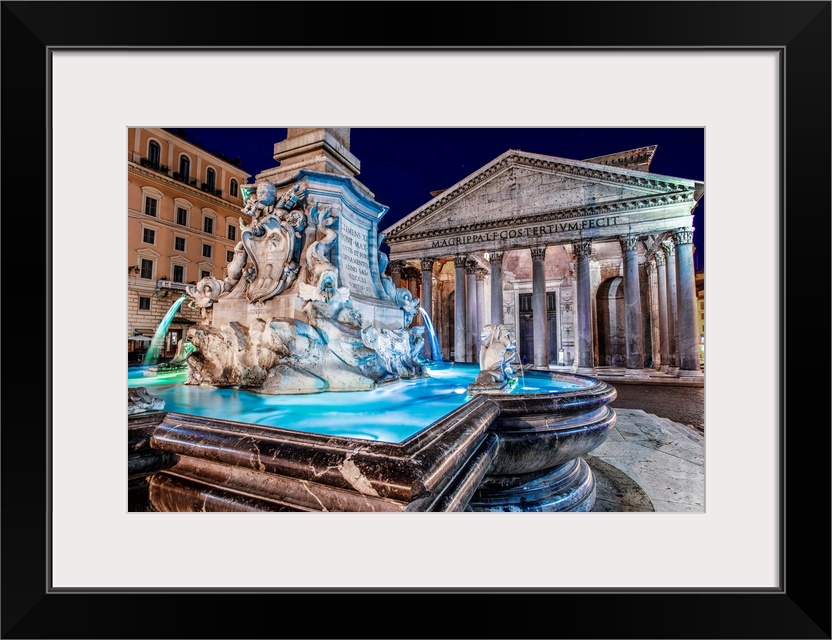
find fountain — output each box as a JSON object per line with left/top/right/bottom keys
{"left": 418, "top": 307, "right": 443, "bottom": 362}
{"left": 144, "top": 294, "right": 187, "bottom": 366}
{"left": 128, "top": 132, "right": 618, "bottom": 513}
{"left": 172, "top": 180, "right": 425, "bottom": 393}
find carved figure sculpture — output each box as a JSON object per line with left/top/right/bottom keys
{"left": 394, "top": 288, "right": 420, "bottom": 328}
{"left": 128, "top": 387, "right": 165, "bottom": 414}
{"left": 469, "top": 324, "right": 518, "bottom": 392}
{"left": 178, "top": 176, "right": 432, "bottom": 394}
{"left": 185, "top": 279, "right": 225, "bottom": 318}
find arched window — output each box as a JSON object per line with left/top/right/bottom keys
{"left": 148, "top": 140, "right": 161, "bottom": 168}
{"left": 229, "top": 178, "right": 239, "bottom": 198}
{"left": 206, "top": 168, "right": 216, "bottom": 190}
{"left": 178, "top": 155, "right": 190, "bottom": 181}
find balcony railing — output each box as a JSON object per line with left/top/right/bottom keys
{"left": 136, "top": 155, "right": 170, "bottom": 174}
{"left": 129, "top": 151, "right": 225, "bottom": 198}
{"left": 170, "top": 173, "right": 223, "bottom": 197}
{"left": 200, "top": 182, "right": 222, "bottom": 197}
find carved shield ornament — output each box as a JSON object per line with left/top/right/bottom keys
{"left": 243, "top": 217, "right": 298, "bottom": 304}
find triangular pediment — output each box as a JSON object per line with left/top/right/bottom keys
{"left": 383, "top": 149, "right": 698, "bottom": 241}
{"left": 583, "top": 145, "right": 657, "bottom": 172}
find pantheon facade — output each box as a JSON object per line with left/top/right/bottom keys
{"left": 382, "top": 145, "right": 704, "bottom": 379}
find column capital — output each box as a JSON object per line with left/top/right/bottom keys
{"left": 619, "top": 234, "right": 640, "bottom": 253}
{"left": 476, "top": 267, "right": 488, "bottom": 281}
{"left": 388, "top": 260, "right": 405, "bottom": 275}
{"left": 572, "top": 239, "right": 592, "bottom": 257}
{"left": 530, "top": 245, "right": 547, "bottom": 261}
{"left": 488, "top": 251, "right": 504, "bottom": 266}
{"left": 661, "top": 238, "right": 676, "bottom": 257}
{"left": 420, "top": 257, "right": 435, "bottom": 272}
{"left": 673, "top": 227, "right": 695, "bottom": 245}
{"left": 406, "top": 268, "right": 422, "bottom": 283}
{"left": 454, "top": 255, "right": 468, "bottom": 269}
{"left": 654, "top": 249, "right": 666, "bottom": 266}
{"left": 465, "top": 259, "right": 478, "bottom": 275}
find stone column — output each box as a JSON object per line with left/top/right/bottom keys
{"left": 530, "top": 246, "right": 549, "bottom": 368}
{"left": 620, "top": 234, "right": 645, "bottom": 373}
{"left": 465, "top": 259, "right": 479, "bottom": 362}
{"left": 662, "top": 239, "right": 679, "bottom": 370}
{"left": 454, "top": 255, "right": 467, "bottom": 362}
{"left": 673, "top": 227, "right": 703, "bottom": 376}
{"left": 655, "top": 249, "right": 671, "bottom": 372}
{"left": 476, "top": 268, "right": 487, "bottom": 343}
{"left": 407, "top": 270, "right": 420, "bottom": 300}
{"left": 420, "top": 257, "right": 435, "bottom": 360}
{"left": 645, "top": 260, "right": 659, "bottom": 368}
{"left": 389, "top": 260, "right": 404, "bottom": 289}
{"left": 572, "top": 240, "right": 594, "bottom": 373}
{"left": 489, "top": 252, "right": 504, "bottom": 325}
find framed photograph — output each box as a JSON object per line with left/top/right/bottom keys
{"left": 3, "top": 1, "right": 828, "bottom": 638}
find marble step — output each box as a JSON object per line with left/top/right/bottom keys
{"left": 613, "top": 409, "right": 704, "bottom": 452}
{"left": 649, "top": 414, "right": 705, "bottom": 445}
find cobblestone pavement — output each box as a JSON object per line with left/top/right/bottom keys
{"left": 605, "top": 382, "right": 705, "bottom": 433}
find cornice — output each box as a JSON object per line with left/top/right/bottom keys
{"left": 128, "top": 164, "right": 245, "bottom": 214}
{"left": 141, "top": 128, "right": 252, "bottom": 179}
{"left": 386, "top": 191, "right": 696, "bottom": 244}
{"left": 384, "top": 150, "right": 697, "bottom": 240}
{"left": 583, "top": 145, "right": 657, "bottom": 170}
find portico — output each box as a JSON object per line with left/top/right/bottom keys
{"left": 382, "top": 146, "right": 704, "bottom": 378}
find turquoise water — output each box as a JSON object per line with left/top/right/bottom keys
{"left": 128, "top": 363, "right": 583, "bottom": 443}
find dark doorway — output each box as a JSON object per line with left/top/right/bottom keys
{"left": 518, "top": 292, "right": 558, "bottom": 365}
{"left": 163, "top": 329, "right": 182, "bottom": 358}
{"left": 596, "top": 277, "right": 626, "bottom": 366}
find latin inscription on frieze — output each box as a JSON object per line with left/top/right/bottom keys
{"left": 430, "top": 216, "right": 621, "bottom": 249}
{"left": 338, "top": 217, "right": 378, "bottom": 298}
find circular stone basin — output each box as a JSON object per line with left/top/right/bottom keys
{"left": 486, "top": 370, "right": 617, "bottom": 475}
{"left": 468, "top": 370, "right": 618, "bottom": 512}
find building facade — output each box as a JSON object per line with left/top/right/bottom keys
{"left": 127, "top": 128, "right": 251, "bottom": 361}
{"left": 383, "top": 145, "right": 705, "bottom": 379}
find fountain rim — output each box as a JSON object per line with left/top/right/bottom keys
{"left": 130, "top": 368, "right": 615, "bottom": 447}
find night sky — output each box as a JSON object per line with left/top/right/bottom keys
{"left": 181, "top": 127, "right": 705, "bottom": 269}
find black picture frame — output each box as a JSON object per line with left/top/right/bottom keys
{"left": 2, "top": 1, "right": 829, "bottom": 638}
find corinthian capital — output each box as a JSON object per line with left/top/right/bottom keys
{"left": 465, "top": 259, "right": 478, "bottom": 275}
{"left": 619, "top": 234, "right": 640, "bottom": 253}
{"left": 453, "top": 255, "right": 468, "bottom": 269}
{"left": 530, "top": 246, "right": 547, "bottom": 261}
{"left": 572, "top": 239, "right": 592, "bottom": 258}
{"left": 654, "top": 249, "right": 666, "bottom": 266}
{"left": 388, "top": 260, "right": 405, "bottom": 275}
{"left": 661, "top": 238, "right": 675, "bottom": 257}
{"left": 420, "top": 257, "right": 435, "bottom": 272}
{"left": 488, "top": 251, "right": 504, "bottom": 266}
{"left": 673, "top": 227, "right": 695, "bottom": 245}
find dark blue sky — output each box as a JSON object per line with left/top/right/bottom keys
{"left": 181, "top": 127, "right": 705, "bottom": 269}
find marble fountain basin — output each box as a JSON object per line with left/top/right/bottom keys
{"left": 127, "top": 367, "right": 617, "bottom": 512}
